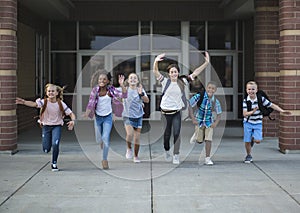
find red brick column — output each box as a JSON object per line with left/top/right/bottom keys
{"left": 254, "top": 0, "right": 280, "bottom": 137}
{"left": 278, "top": 0, "right": 300, "bottom": 152}
{"left": 0, "top": 0, "right": 17, "bottom": 152}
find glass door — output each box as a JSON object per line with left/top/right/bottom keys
{"left": 209, "top": 53, "right": 237, "bottom": 120}
{"left": 76, "top": 52, "right": 106, "bottom": 119}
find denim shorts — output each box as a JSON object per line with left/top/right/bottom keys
{"left": 123, "top": 116, "right": 143, "bottom": 129}
{"left": 243, "top": 121, "right": 263, "bottom": 142}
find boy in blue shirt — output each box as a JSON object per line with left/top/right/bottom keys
{"left": 189, "top": 81, "right": 222, "bottom": 165}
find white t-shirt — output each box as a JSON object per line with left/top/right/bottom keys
{"left": 160, "top": 77, "right": 187, "bottom": 111}
{"left": 95, "top": 94, "right": 112, "bottom": 116}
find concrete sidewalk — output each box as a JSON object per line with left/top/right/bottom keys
{"left": 0, "top": 121, "right": 300, "bottom": 212}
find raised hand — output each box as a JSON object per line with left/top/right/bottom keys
{"left": 154, "top": 53, "right": 165, "bottom": 63}
{"left": 118, "top": 75, "right": 125, "bottom": 86}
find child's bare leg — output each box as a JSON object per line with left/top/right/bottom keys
{"left": 133, "top": 128, "right": 141, "bottom": 157}
{"left": 253, "top": 139, "right": 261, "bottom": 144}
{"left": 245, "top": 142, "right": 252, "bottom": 155}
{"left": 125, "top": 125, "right": 134, "bottom": 149}
{"left": 205, "top": 140, "right": 212, "bottom": 157}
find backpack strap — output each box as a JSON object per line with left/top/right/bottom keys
{"left": 161, "top": 78, "right": 171, "bottom": 97}
{"left": 57, "top": 99, "right": 66, "bottom": 118}
{"left": 246, "top": 99, "right": 252, "bottom": 122}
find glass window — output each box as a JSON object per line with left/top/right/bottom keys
{"left": 238, "top": 21, "right": 243, "bottom": 51}
{"left": 153, "top": 21, "right": 181, "bottom": 50}
{"left": 211, "top": 56, "right": 233, "bottom": 88}
{"left": 79, "top": 22, "right": 138, "bottom": 50}
{"left": 208, "top": 21, "right": 236, "bottom": 50}
{"left": 238, "top": 53, "right": 243, "bottom": 93}
{"left": 112, "top": 55, "right": 136, "bottom": 86}
{"left": 189, "top": 22, "right": 205, "bottom": 50}
{"left": 51, "top": 53, "right": 76, "bottom": 93}
{"left": 81, "top": 55, "right": 105, "bottom": 88}
{"left": 51, "top": 22, "right": 76, "bottom": 50}
{"left": 189, "top": 52, "right": 206, "bottom": 93}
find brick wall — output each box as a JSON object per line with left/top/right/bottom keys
{"left": 278, "top": 0, "right": 300, "bottom": 152}
{"left": 254, "top": 0, "right": 280, "bottom": 137}
{"left": 0, "top": 0, "right": 17, "bottom": 151}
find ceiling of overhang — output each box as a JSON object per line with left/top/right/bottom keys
{"left": 18, "top": 0, "right": 254, "bottom": 20}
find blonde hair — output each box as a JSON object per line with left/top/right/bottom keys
{"left": 44, "top": 83, "right": 65, "bottom": 101}
{"left": 246, "top": 81, "right": 258, "bottom": 89}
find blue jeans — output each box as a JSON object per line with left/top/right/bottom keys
{"left": 42, "top": 125, "right": 62, "bottom": 164}
{"left": 163, "top": 111, "right": 182, "bottom": 155}
{"left": 95, "top": 113, "right": 113, "bottom": 160}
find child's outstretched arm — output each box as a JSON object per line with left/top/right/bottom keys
{"left": 16, "top": 97, "right": 37, "bottom": 108}
{"left": 153, "top": 53, "right": 165, "bottom": 79}
{"left": 190, "top": 52, "right": 210, "bottom": 80}
{"left": 270, "top": 103, "right": 291, "bottom": 115}
{"left": 67, "top": 112, "right": 76, "bottom": 130}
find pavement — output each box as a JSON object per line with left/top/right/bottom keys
{"left": 0, "top": 120, "right": 300, "bottom": 213}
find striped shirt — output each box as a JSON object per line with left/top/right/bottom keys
{"left": 243, "top": 95, "right": 272, "bottom": 124}
{"left": 189, "top": 92, "right": 222, "bottom": 128}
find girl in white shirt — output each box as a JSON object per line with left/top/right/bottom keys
{"left": 153, "top": 52, "right": 210, "bottom": 164}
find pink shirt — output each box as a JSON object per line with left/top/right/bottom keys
{"left": 36, "top": 98, "right": 72, "bottom": 126}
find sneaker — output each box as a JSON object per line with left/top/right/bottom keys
{"left": 126, "top": 149, "right": 133, "bottom": 159}
{"left": 244, "top": 155, "right": 253, "bottom": 163}
{"left": 165, "top": 151, "right": 172, "bottom": 162}
{"left": 51, "top": 164, "right": 59, "bottom": 172}
{"left": 205, "top": 157, "right": 214, "bottom": 166}
{"left": 196, "top": 140, "right": 203, "bottom": 144}
{"left": 133, "top": 157, "right": 141, "bottom": 163}
{"left": 190, "top": 132, "right": 197, "bottom": 144}
{"left": 172, "top": 154, "right": 180, "bottom": 165}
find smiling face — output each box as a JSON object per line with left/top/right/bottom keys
{"left": 246, "top": 81, "right": 258, "bottom": 99}
{"left": 206, "top": 83, "right": 217, "bottom": 98}
{"left": 168, "top": 67, "right": 179, "bottom": 81}
{"left": 127, "top": 73, "right": 139, "bottom": 86}
{"left": 98, "top": 74, "right": 109, "bottom": 87}
{"left": 46, "top": 85, "right": 58, "bottom": 100}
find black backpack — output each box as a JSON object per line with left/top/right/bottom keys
{"left": 245, "top": 90, "right": 274, "bottom": 121}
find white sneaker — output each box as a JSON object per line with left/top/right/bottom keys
{"left": 205, "top": 157, "right": 214, "bottom": 166}
{"left": 190, "top": 132, "right": 197, "bottom": 144}
{"left": 173, "top": 154, "right": 180, "bottom": 165}
{"left": 133, "top": 157, "right": 141, "bottom": 163}
{"left": 126, "top": 149, "right": 133, "bottom": 159}
{"left": 165, "top": 151, "right": 172, "bottom": 162}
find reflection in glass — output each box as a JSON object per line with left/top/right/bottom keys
{"left": 51, "top": 53, "right": 76, "bottom": 93}
{"left": 51, "top": 22, "right": 76, "bottom": 50}
{"left": 189, "top": 52, "right": 206, "bottom": 93}
{"left": 211, "top": 56, "right": 233, "bottom": 88}
{"left": 112, "top": 56, "right": 136, "bottom": 86}
{"left": 79, "top": 22, "right": 138, "bottom": 50}
{"left": 153, "top": 21, "right": 181, "bottom": 50}
{"left": 208, "top": 21, "right": 235, "bottom": 50}
{"left": 82, "top": 55, "right": 105, "bottom": 88}
{"left": 189, "top": 21, "right": 205, "bottom": 50}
